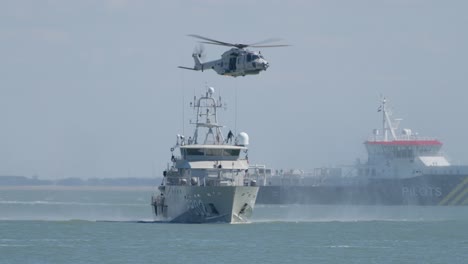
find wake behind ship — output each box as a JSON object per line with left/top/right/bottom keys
{"left": 151, "top": 87, "right": 258, "bottom": 223}
{"left": 254, "top": 98, "right": 468, "bottom": 206}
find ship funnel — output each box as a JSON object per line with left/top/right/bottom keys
{"left": 236, "top": 132, "right": 249, "bottom": 146}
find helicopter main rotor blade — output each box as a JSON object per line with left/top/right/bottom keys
{"left": 249, "top": 44, "right": 291, "bottom": 48}
{"left": 248, "top": 38, "right": 283, "bottom": 46}
{"left": 188, "top": 34, "right": 290, "bottom": 49}
{"left": 199, "top": 41, "right": 233, "bottom": 47}
{"left": 188, "top": 34, "right": 235, "bottom": 47}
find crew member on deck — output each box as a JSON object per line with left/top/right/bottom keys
{"left": 227, "top": 130, "right": 234, "bottom": 143}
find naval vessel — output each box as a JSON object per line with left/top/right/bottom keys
{"left": 253, "top": 98, "right": 468, "bottom": 206}
{"left": 151, "top": 87, "right": 258, "bottom": 223}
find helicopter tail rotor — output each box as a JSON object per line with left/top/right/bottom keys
{"left": 178, "top": 44, "right": 205, "bottom": 71}
{"left": 178, "top": 53, "right": 203, "bottom": 71}
{"left": 193, "top": 44, "right": 206, "bottom": 61}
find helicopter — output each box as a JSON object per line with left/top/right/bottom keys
{"left": 178, "top": 34, "right": 289, "bottom": 77}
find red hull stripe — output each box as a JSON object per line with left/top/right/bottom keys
{"left": 365, "top": 140, "right": 442, "bottom": 146}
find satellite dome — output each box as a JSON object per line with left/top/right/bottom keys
{"left": 208, "top": 87, "right": 215, "bottom": 96}
{"left": 236, "top": 132, "right": 249, "bottom": 146}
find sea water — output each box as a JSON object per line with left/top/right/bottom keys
{"left": 1, "top": 188, "right": 467, "bottom": 264}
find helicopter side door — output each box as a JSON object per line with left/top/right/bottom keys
{"left": 229, "top": 56, "right": 237, "bottom": 72}
{"left": 245, "top": 53, "right": 253, "bottom": 71}
{"left": 238, "top": 55, "right": 246, "bottom": 74}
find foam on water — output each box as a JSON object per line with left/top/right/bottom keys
{"left": 252, "top": 204, "right": 468, "bottom": 223}
{"left": 2, "top": 189, "right": 468, "bottom": 223}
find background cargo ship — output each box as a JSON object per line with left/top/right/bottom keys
{"left": 253, "top": 98, "right": 468, "bottom": 206}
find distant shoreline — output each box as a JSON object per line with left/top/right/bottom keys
{"left": 0, "top": 176, "right": 163, "bottom": 189}
{"left": 0, "top": 185, "right": 156, "bottom": 191}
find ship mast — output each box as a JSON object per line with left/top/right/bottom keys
{"left": 191, "top": 87, "right": 224, "bottom": 145}
{"left": 381, "top": 97, "right": 397, "bottom": 141}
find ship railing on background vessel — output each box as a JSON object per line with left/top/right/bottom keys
{"left": 248, "top": 164, "right": 270, "bottom": 186}
{"left": 423, "top": 165, "right": 468, "bottom": 175}
{"left": 366, "top": 136, "right": 436, "bottom": 142}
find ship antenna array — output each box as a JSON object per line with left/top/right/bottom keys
{"left": 380, "top": 97, "right": 397, "bottom": 141}
{"left": 182, "top": 82, "right": 185, "bottom": 136}
{"left": 234, "top": 79, "right": 238, "bottom": 135}
{"left": 189, "top": 86, "right": 225, "bottom": 144}
{"left": 381, "top": 97, "right": 386, "bottom": 141}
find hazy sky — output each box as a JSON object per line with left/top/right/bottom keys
{"left": 1, "top": 0, "right": 468, "bottom": 179}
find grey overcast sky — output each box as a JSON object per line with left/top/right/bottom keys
{"left": 1, "top": 0, "right": 467, "bottom": 179}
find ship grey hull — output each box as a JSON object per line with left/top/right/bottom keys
{"left": 257, "top": 174, "right": 468, "bottom": 206}
{"left": 153, "top": 185, "right": 259, "bottom": 223}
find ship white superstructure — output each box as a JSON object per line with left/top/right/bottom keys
{"left": 360, "top": 97, "right": 467, "bottom": 179}
{"left": 151, "top": 87, "right": 258, "bottom": 223}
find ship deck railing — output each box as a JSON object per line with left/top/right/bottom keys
{"left": 366, "top": 136, "right": 437, "bottom": 142}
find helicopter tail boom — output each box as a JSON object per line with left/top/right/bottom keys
{"left": 192, "top": 53, "right": 203, "bottom": 71}
{"left": 177, "top": 54, "right": 203, "bottom": 71}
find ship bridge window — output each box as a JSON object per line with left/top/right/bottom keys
{"left": 204, "top": 149, "right": 223, "bottom": 156}
{"left": 185, "top": 148, "right": 240, "bottom": 157}
{"left": 186, "top": 148, "right": 205, "bottom": 156}
{"left": 393, "top": 147, "right": 414, "bottom": 158}
{"left": 223, "top": 149, "right": 240, "bottom": 156}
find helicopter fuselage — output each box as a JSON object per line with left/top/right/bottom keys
{"left": 178, "top": 34, "right": 288, "bottom": 77}
{"left": 191, "top": 48, "right": 269, "bottom": 77}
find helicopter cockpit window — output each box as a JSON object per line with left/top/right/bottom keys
{"left": 247, "top": 54, "right": 252, "bottom": 62}
{"left": 252, "top": 55, "right": 259, "bottom": 60}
